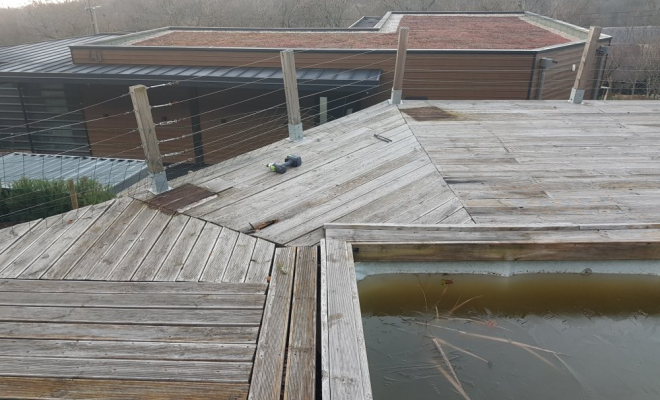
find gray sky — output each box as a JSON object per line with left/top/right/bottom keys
{"left": 0, "top": 0, "right": 61, "bottom": 8}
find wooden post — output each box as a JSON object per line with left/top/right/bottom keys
{"left": 67, "top": 179, "right": 78, "bottom": 210}
{"left": 569, "top": 26, "right": 602, "bottom": 104}
{"left": 319, "top": 97, "right": 328, "bottom": 125}
{"left": 390, "top": 27, "right": 409, "bottom": 105}
{"left": 129, "top": 84, "right": 169, "bottom": 194}
{"left": 280, "top": 50, "right": 303, "bottom": 141}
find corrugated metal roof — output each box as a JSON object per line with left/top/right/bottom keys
{"left": 0, "top": 152, "right": 148, "bottom": 193}
{"left": 0, "top": 35, "right": 381, "bottom": 89}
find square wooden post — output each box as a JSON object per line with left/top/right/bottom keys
{"left": 129, "top": 84, "right": 169, "bottom": 194}
{"left": 390, "top": 27, "right": 409, "bottom": 105}
{"left": 570, "top": 26, "right": 602, "bottom": 104}
{"left": 281, "top": 50, "right": 303, "bottom": 141}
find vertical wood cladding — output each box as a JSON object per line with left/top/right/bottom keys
{"left": 81, "top": 85, "right": 195, "bottom": 164}
{"left": 71, "top": 48, "right": 537, "bottom": 101}
{"left": 531, "top": 40, "right": 609, "bottom": 100}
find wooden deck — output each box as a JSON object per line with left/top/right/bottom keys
{"left": 2, "top": 99, "right": 660, "bottom": 399}
{"left": 0, "top": 198, "right": 275, "bottom": 283}
{"left": 172, "top": 102, "right": 470, "bottom": 246}
{"left": 0, "top": 201, "right": 318, "bottom": 400}
{"left": 403, "top": 100, "right": 660, "bottom": 224}
{"left": 172, "top": 100, "right": 660, "bottom": 246}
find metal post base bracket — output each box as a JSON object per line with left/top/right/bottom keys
{"left": 149, "top": 171, "right": 171, "bottom": 194}
{"left": 569, "top": 88, "right": 585, "bottom": 104}
{"left": 389, "top": 89, "right": 403, "bottom": 105}
{"left": 288, "top": 123, "right": 304, "bottom": 142}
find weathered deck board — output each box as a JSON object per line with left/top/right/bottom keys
{"left": 0, "top": 357, "right": 251, "bottom": 382}
{"left": 0, "top": 279, "right": 266, "bottom": 294}
{"left": 324, "top": 239, "right": 371, "bottom": 400}
{"left": 0, "top": 339, "right": 255, "bottom": 362}
{"left": 0, "top": 209, "right": 89, "bottom": 279}
{"left": 248, "top": 247, "right": 297, "bottom": 400}
{"left": 0, "top": 377, "right": 249, "bottom": 400}
{"left": 106, "top": 210, "right": 173, "bottom": 281}
{"left": 222, "top": 233, "right": 257, "bottom": 283}
{"left": 0, "top": 322, "right": 259, "bottom": 343}
{"left": 41, "top": 198, "right": 134, "bottom": 280}
{"left": 0, "top": 219, "right": 42, "bottom": 255}
{"left": 244, "top": 238, "right": 276, "bottom": 284}
{"left": 18, "top": 203, "right": 114, "bottom": 280}
{"left": 131, "top": 213, "right": 190, "bottom": 281}
{"left": 153, "top": 218, "right": 206, "bottom": 281}
{"left": 176, "top": 223, "right": 223, "bottom": 282}
{"left": 0, "top": 292, "right": 264, "bottom": 309}
{"left": 283, "top": 246, "right": 317, "bottom": 400}
{"left": 65, "top": 200, "right": 145, "bottom": 280}
{"left": 0, "top": 306, "right": 262, "bottom": 326}
{"left": 199, "top": 227, "right": 239, "bottom": 283}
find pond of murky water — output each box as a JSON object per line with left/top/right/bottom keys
{"left": 359, "top": 272, "right": 660, "bottom": 400}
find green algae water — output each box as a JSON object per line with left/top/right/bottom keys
{"left": 359, "top": 272, "right": 660, "bottom": 400}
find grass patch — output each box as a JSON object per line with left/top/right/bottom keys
{"left": 0, "top": 177, "right": 115, "bottom": 223}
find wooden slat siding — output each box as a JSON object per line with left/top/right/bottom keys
{"left": 18, "top": 202, "right": 114, "bottom": 280}
{"left": 531, "top": 40, "right": 609, "bottom": 100}
{"left": 107, "top": 211, "right": 173, "bottom": 281}
{"left": 283, "top": 246, "right": 317, "bottom": 400}
{"left": 41, "top": 197, "right": 134, "bottom": 280}
{"left": 0, "top": 279, "right": 266, "bottom": 295}
{"left": 82, "top": 85, "right": 196, "bottom": 163}
{"left": 0, "top": 219, "right": 43, "bottom": 255}
{"left": 65, "top": 201, "right": 145, "bottom": 280}
{"left": 86, "top": 206, "right": 160, "bottom": 280}
{"left": 0, "top": 306, "right": 263, "bottom": 326}
{"left": 199, "top": 228, "right": 240, "bottom": 283}
{"left": 324, "top": 239, "right": 368, "bottom": 400}
{"left": 130, "top": 214, "right": 190, "bottom": 281}
{"left": 0, "top": 322, "right": 259, "bottom": 343}
{"left": 154, "top": 218, "right": 206, "bottom": 281}
{"left": 319, "top": 239, "right": 330, "bottom": 400}
{"left": 244, "top": 238, "right": 276, "bottom": 284}
{"left": 0, "top": 377, "right": 249, "bottom": 400}
{"left": 248, "top": 247, "right": 297, "bottom": 400}
{"left": 0, "top": 339, "right": 255, "bottom": 362}
{"left": 176, "top": 223, "right": 223, "bottom": 282}
{"left": 0, "top": 209, "right": 90, "bottom": 279}
{"left": 0, "top": 357, "right": 251, "bottom": 383}
{"left": 0, "top": 292, "right": 264, "bottom": 310}
{"left": 222, "top": 233, "right": 258, "bottom": 283}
